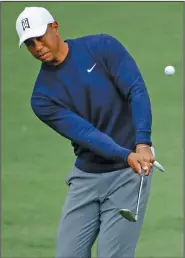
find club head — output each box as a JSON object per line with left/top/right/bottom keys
{"left": 119, "top": 209, "right": 137, "bottom": 222}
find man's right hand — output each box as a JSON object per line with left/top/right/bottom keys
{"left": 127, "top": 152, "right": 153, "bottom": 175}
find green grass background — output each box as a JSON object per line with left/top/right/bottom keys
{"left": 2, "top": 2, "right": 183, "bottom": 257}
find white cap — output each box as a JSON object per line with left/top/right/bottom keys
{"left": 16, "top": 7, "right": 54, "bottom": 47}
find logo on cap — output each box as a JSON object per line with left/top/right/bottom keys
{"left": 21, "top": 18, "right": 30, "bottom": 31}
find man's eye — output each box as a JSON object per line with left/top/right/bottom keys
{"left": 37, "top": 36, "right": 44, "bottom": 41}
{"left": 24, "top": 40, "right": 34, "bottom": 47}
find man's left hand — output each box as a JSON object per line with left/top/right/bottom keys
{"left": 135, "top": 144, "right": 155, "bottom": 176}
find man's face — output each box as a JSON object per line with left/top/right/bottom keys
{"left": 24, "top": 21, "right": 60, "bottom": 63}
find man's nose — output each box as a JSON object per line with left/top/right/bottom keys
{"left": 33, "top": 39, "right": 43, "bottom": 52}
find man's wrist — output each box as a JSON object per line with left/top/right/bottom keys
{"left": 135, "top": 144, "right": 151, "bottom": 151}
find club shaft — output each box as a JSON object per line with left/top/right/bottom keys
{"left": 135, "top": 173, "right": 144, "bottom": 217}
{"left": 135, "top": 161, "right": 165, "bottom": 218}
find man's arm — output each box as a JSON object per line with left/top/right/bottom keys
{"left": 31, "top": 95, "right": 132, "bottom": 162}
{"left": 99, "top": 34, "right": 152, "bottom": 146}
{"left": 98, "top": 34, "right": 155, "bottom": 175}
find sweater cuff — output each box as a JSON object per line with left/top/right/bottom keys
{"left": 135, "top": 131, "right": 152, "bottom": 146}
{"left": 121, "top": 148, "right": 133, "bottom": 163}
{"left": 114, "top": 147, "right": 132, "bottom": 163}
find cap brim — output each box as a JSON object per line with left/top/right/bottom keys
{"left": 19, "top": 24, "right": 47, "bottom": 47}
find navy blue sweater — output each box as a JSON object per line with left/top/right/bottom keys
{"left": 31, "top": 34, "right": 152, "bottom": 173}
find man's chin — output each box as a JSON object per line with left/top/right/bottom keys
{"left": 41, "top": 57, "right": 60, "bottom": 66}
{"left": 41, "top": 58, "right": 53, "bottom": 63}
{"left": 38, "top": 53, "right": 53, "bottom": 63}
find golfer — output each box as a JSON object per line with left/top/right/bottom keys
{"left": 16, "top": 7, "right": 155, "bottom": 258}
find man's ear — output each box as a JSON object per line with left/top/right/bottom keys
{"left": 51, "top": 21, "right": 59, "bottom": 35}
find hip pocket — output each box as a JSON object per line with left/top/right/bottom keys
{"left": 65, "top": 169, "right": 74, "bottom": 186}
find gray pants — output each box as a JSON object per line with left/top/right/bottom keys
{"left": 56, "top": 166, "right": 153, "bottom": 258}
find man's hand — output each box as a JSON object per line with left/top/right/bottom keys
{"left": 127, "top": 145, "right": 155, "bottom": 176}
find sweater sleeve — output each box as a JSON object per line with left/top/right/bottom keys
{"left": 31, "top": 95, "right": 132, "bottom": 162}
{"left": 98, "top": 34, "right": 152, "bottom": 146}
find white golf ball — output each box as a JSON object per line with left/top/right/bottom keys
{"left": 164, "top": 65, "right": 175, "bottom": 76}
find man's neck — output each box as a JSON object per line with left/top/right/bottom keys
{"left": 54, "top": 40, "right": 69, "bottom": 65}
{"left": 45, "top": 40, "right": 69, "bottom": 66}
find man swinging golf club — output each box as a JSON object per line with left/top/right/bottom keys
{"left": 16, "top": 6, "right": 165, "bottom": 258}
